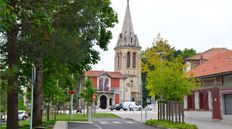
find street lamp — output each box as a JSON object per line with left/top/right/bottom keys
{"left": 156, "top": 51, "right": 165, "bottom": 67}
{"left": 156, "top": 51, "right": 165, "bottom": 120}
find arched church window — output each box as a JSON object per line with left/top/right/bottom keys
{"left": 133, "top": 52, "right": 136, "bottom": 68}
{"left": 117, "top": 52, "right": 120, "bottom": 69}
{"left": 127, "top": 52, "right": 130, "bottom": 68}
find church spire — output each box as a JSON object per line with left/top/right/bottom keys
{"left": 115, "top": 0, "right": 141, "bottom": 49}
{"left": 121, "top": 0, "right": 134, "bottom": 34}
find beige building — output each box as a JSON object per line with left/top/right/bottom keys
{"left": 114, "top": 0, "right": 142, "bottom": 102}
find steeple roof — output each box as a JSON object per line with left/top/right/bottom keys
{"left": 115, "top": 0, "right": 141, "bottom": 49}
{"left": 121, "top": 0, "right": 134, "bottom": 34}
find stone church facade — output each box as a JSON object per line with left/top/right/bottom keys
{"left": 85, "top": 0, "right": 142, "bottom": 109}
{"left": 114, "top": 0, "right": 141, "bottom": 102}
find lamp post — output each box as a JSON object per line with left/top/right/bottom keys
{"left": 156, "top": 51, "right": 165, "bottom": 120}
{"left": 30, "top": 65, "right": 36, "bottom": 129}
{"left": 156, "top": 51, "right": 165, "bottom": 67}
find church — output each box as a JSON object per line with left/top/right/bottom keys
{"left": 85, "top": 0, "right": 142, "bottom": 109}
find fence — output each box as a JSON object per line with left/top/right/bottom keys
{"left": 158, "top": 101, "right": 184, "bottom": 123}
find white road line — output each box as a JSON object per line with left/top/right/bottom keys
{"left": 125, "top": 121, "right": 135, "bottom": 124}
{"left": 99, "top": 121, "right": 108, "bottom": 124}
{"left": 94, "top": 123, "right": 103, "bottom": 129}
{"left": 112, "top": 121, "right": 121, "bottom": 124}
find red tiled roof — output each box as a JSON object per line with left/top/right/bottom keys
{"left": 85, "top": 70, "right": 125, "bottom": 79}
{"left": 189, "top": 48, "right": 229, "bottom": 60}
{"left": 188, "top": 50, "right": 232, "bottom": 78}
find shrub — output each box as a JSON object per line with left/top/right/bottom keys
{"left": 145, "top": 119, "right": 198, "bottom": 129}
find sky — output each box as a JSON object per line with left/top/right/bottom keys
{"left": 92, "top": 0, "right": 232, "bottom": 71}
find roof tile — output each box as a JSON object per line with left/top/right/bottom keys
{"left": 188, "top": 50, "right": 232, "bottom": 77}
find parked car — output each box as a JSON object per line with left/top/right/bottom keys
{"left": 110, "top": 103, "right": 125, "bottom": 111}
{"left": 147, "top": 104, "right": 156, "bottom": 110}
{"left": 18, "top": 110, "right": 28, "bottom": 120}
{"left": 129, "top": 103, "right": 142, "bottom": 111}
{"left": 122, "top": 101, "right": 142, "bottom": 111}
{"left": 1, "top": 113, "right": 7, "bottom": 123}
{"left": 2, "top": 110, "right": 28, "bottom": 122}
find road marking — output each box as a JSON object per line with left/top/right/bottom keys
{"left": 99, "top": 121, "right": 108, "bottom": 124}
{"left": 125, "top": 121, "right": 135, "bottom": 124}
{"left": 94, "top": 123, "right": 103, "bottom": 129}
{"left": 112, "top": 121, "right": 121, "bottom": 124}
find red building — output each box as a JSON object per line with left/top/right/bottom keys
{"left": 85, "top": 70, "right": 125, "bottom": 109}
{"left": 185, "top": 48, "right": 232, "bottom": 120}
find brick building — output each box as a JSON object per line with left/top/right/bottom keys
{"left": 85, "top": 71, "right": 124, "bottom": 109}
{"left": 185, "top": 48, "right": 232, "bottom": 120}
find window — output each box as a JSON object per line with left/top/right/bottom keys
{"left": 127, "top": 52, "right": 130, "bottom": 68}
{"left": 104, "top": 78, "right": 109, "bottom": 91}
{"left": 99, "top": 78, "right": 103, "bottom": 91}
{"left": 98, "top": 77, "right": 110, "bottom": 91}
{"left": 117, "top": 52, "right": 120, "bottom": 69}
{"left": 133, "top": 52, "right": 136, "bottom": 68}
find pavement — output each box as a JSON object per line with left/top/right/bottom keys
{"left": 112, "top": 110, "right": 232, "bottom": 129}
{"left": 53, "top": 109, "right": 232, "bottom": 129}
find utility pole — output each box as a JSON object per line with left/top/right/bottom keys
{"left": 30, "top": 65, "right": 36, "bottom": 129}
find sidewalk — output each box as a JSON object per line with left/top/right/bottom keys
{"left": 53, "top": 121, "right": 68, "bottom": 129}
{"left": 112, "top": 110, "right": 232, "bottom": 129}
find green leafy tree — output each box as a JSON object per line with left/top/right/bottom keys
{"left": 142, "top": 34, "right": 175, "bottom": 104}
{"left": 79, "top": 78, "right": 96, "bottom": 105}
{"left": 142, "top": 34, "right": 198, "bottom": 102}
{"left": 146, "top": 57, "right": 198, "bottom": 101}
{"left": 1, "top": 0, "right": 117, "bottom": 127}
{"left": 173, "top": 48, "right": 196, "bottom": 59}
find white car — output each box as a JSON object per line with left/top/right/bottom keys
{"left": 122, "top": 101, "right": 142, "bottom": 111}
{"left": 2, "top": 110, "right": 28, "bottom": 122}
{"left": 18, "top": 110, "right": 28, "bottom": 120}
{"left": 129, "top": 103, "right": 142, "bottom": 111}
{"left": 147, "top": 104, "right": 156, "bottom": 110}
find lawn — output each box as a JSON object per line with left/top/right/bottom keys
{"left": 1, "top": 113, "right": 119, "bottom": 129}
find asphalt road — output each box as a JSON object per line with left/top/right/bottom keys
{"left": 68, "top": 118, "right": 160, "bottom": 129}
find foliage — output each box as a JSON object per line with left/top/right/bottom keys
{"left": 142, "top": 34, "right": 175, "bottom": 73}
{"left": 1, "top": 0, "right": 118, "bottom": 127}
{"left": 146, "top": 57, "right": 198, "bottom": 101}
{"left": 142, "top": 34, "right": 198, "bottom": 101}
{"left": 79, "top": 78, "right": 96, "bottom": 105}
{"left": 145, "top": 119, "right": 198, "bottom": 129}
{"left": 174, "top": 48, "right": 197, "bottom": 59}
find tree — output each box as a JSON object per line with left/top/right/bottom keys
{"left": 79, "top": 78, "right": 96, "bottom": 116}
{"left": 173, "top": 48, "right": 196, "bottom": 59}
{"left": 79, "top": 78, "right": 96, "bottom": 105}
{"left": 146, "top": 57, "right": 198, "bottom": 101}
{"left": 141, "top": 34, "right": 175, "bottom": 104}
{"left": 1, "top": 0, "right": 117, "bottom": 127}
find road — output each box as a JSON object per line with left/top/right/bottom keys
{"left": 68, "top": 118, "right": 160, "bottom": 129}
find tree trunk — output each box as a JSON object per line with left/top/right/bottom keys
{"left": 46, "top": 103, "right": 50, "bottom": 121}
{"left": 6, "top": 19, "right": 19, "bottom": 129}
{"left": 33, "top": 59, "right": 43, "bottom": 127}
{"left": 54, "top": 105, "right": 57, "bottom": 121}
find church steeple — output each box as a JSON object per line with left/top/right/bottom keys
{"left": 114, "top": 0, "right": 142, "bottom": 103}
{"left": 115, "top": 0, "right": 141, "bottom": 49}
{"left": 121, "top": 0, "right": 134, "bottom": 35}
